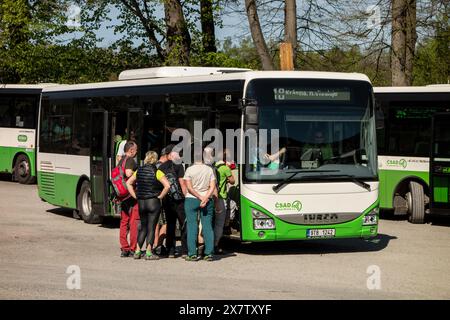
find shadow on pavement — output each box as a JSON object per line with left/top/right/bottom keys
{"left": 46, "top": 208, "right": 120, "bottom": 228}
{"left": 221, "top": 233, "right": 397, "bottom": 256}
{"left": 0, "top": 173, "right": 13, "bottom": 182}
{"left": 380, "top": 208, "right": 450, "bottom": 226}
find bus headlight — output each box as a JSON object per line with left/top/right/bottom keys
{"left": 252, "top": 209, "right": 275, "bottom": 230}
{"left": 362, "top": 209, "right": 378, "bottom": 226}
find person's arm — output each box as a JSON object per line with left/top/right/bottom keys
{"left": 185, "top": 179, "right": 203, "bottom": 200}
{"left": 225, "top": 167, "right": 235, "bottom": 185}
{"left": 178, "top": 177, "right": 187, "bottom": 196}
{"left": 126, "top": 174, "right": 137, "bottom": 199}
{"left": 158, "top": 176, "right": 171, "bottom": 200}
{"left": 124, "top": 159, "right": 135, "bottom": 178}
{"left": 200, "top": 179, "right": 216, "bottom": 208}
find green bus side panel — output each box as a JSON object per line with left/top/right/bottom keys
{"left": 38, "top": 171, "right": 80, "bottom": 209}
{"left": 433, "top": 177, "right": 449, "bottom": 203}
{"left": 0, "top": 146, "right": 36, "bottom": 177}
{"left": 240, "top": 196, "right": 379, "bottom": 242}
{"left": 379, "top": 169, "right": 429, "bottom": 209}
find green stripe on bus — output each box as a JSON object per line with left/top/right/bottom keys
{"left": 240, "top": 195, "right": 379, "bottom": 242}
{"left": 379, "top": 169, "right": 429, "bottom": 209}
{"left": 0, "top": 146, "right": 36, "bottom": 176}
{"left": 37, "top": 171, "right": 80, "bottom": 209}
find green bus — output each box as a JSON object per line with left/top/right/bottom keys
{"left": 375, "top": 85, "right": 450, "bottom": 223}
{"left": 0, "top": 85, "right": 53, "bottom": 184}
{"left": 37, "top": 67, "right": 379, "bottom": 241}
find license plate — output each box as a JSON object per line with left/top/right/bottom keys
{"left": 307, "top": 228, "right": 336, "bottom": 238}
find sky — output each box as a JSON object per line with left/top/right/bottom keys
{"left": 63, "top": 3, "right": 250, "bottom": 48}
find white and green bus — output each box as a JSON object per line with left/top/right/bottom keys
{"left": 0, "top": 84, "right": 53, "bottom": 184}
{"left": 37, "top": 67, "right": 379, "bottom": 241}
{"left": 375, "top": 85, "right": 450, "bottom": 223}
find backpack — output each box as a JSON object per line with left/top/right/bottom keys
{"left": 158, "top": 161, "right": 184, "bottom": 201}
{"left": 210, "top": 162, "right": 226, "bottom": 193}
{"left": 111, "top": 157, "right": 130, "bottom": 200}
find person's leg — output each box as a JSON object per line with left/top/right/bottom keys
{"left": 176, "top": 200, "right": 188, "bottom": 255}
{"left": 136, "top": 200, "right": 149, "bottom": 255}
{"left": 119, "top": 201, "right": 131, "bottom": 254}
{"left": 165, "top": 199, "right": 177, "bottom": 253}
{"left": 184, "top": 198, "right": 199, "bottom": 257}
{"left": 129, "top": 202, "right": 139, "bottom": 252}
{"left": 214, "top": 198, "right": 227, "bottom": 248}
{"left": 145, "top": 198, "right": 161, "bottom": 257}
{"left": 153, "top": 223, "right": 160, "bottom": 248}
{"left": 200, "top": 200, "right": 215, "bottom": 257}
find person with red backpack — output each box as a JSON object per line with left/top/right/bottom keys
{"left": 114, "top": 140, "right": 139, "bottom": 257}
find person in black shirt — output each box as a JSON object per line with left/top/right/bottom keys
{"left": 158, "top": 144, "right": 188, "bottom": 258}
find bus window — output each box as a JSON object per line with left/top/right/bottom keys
{"left": 0, "top": 96, "right": 13, "bottom": 127}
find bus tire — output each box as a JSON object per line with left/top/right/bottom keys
{"left": 14, "top": 154, "right": 34, "bottom": 184}
{"left": 407, "top": 181, "right": 425, "bottom": 224}
{"left": 77, "top": 181, "right": 103, "bottom": 224}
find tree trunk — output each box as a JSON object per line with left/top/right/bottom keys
{"left": 284, "top": 0, "right": 297, "bottom": 66}
{"left": 200, "top": 0, "right": 217, "bottom": 53}
{"left": 391, "top": 0, "right": 416, "bottom": 86}
{"left": 405, "top": 0, "right": 416, "bottom": 85}
{"left": 245, "top": 0, "right": 275, "bottom": 70}
{"left": 164, "top": 0, "right": 191, "bottom": 65}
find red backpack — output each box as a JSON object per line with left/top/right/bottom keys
{"left": 111, "top": 157, "right": 130, "bottom": 200}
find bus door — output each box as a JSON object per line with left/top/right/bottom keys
{"left": 430, "top": 113, "right": 450, "bottom": 214}
{"left": 127, "top": 109, "right": 143, "bottom": 163}
{"left": 90, "top": 109, "right": 109, "bottom": 216}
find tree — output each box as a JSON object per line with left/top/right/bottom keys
{"left": 284, "top": 0, "right": 297, "bottom": 64}
{"left": 164, "top": 0, "right": 191, "bottom": 65}
{"left": 391, "top": 0, "right": 417, "bottom": 86}
{"left": 200, "top": 0, "right": 217, "bottom": 53}
{"left": 244, "top": 0, "right": 274, "bottom": 70}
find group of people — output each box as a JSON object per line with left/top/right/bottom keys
{"left": 115, "top": 141, "right": 235, "bottom": 262}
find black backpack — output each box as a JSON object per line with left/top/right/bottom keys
{"left": 158, "top": 161, "right": 184, "bottom": 201}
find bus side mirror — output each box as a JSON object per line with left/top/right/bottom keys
{"left": 245, "top": 106, "right": 258, "bottom": 125}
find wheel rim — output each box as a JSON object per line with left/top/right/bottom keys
{"left": 82, "top": 189, "right": 92, "bottom": 215}
{"left": 18, "top": 160, "right": 29, "bottom": 177}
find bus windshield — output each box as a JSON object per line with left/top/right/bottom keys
{"left": 244, "top": 78, "right": 377, "bottom": 182}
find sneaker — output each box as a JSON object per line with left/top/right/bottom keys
{"left": 168, "top": 247, "right": 176, "bottom": 258}
{"left": 145, "top": 253, "right": 160, "bottom": 260}
{"left": 120, "top": 250, "right": 130, "bottom": 258}
{"left": 185, "top": 255, "right": 199, "bottom": 262}
{"left": 134, "top": 251, "right": 142, "bottom": 259}
{"left": 203, "top": 255, "right": 213, "bottom": 262}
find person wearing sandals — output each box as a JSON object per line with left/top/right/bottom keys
{"left": 126, "top": 151, "right": 170, "bottom": 260}
{"left": 183, "top": 148, "right": 216, "bottom": 262}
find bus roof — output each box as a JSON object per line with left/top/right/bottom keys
{"left": 0, "top": 84, "right": 58, "bottom": 90}
{"left": 374, "top": 85, "right": 450, "bottom": 94}
{"left": 118, "top": 66, "right": 251, "bottom": 80}
{"left": 42, "top": 70, "right": 371, "bottom": 93}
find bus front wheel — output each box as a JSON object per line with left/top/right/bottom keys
{"left": 77, "top": 181, "right": 102, "bottom": 224}
{"left": 406, "top": 181, "right": 425, "bottom": 224}
{"left": 14, "top": 154, "right": 35, "bottom": 184}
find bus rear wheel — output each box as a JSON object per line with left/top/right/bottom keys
{"left": 15, "top": 154, "right": 35, "bottom": 184}
{"left": 406, "top": 181, "right": 425, "bottom": 224}
{"left": 77, "top": 181, "right": 103, "bottom": 224}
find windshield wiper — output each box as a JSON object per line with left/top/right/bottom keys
{"left": 301, "top": 174, "right": 372, "bottom": 191}
{"left": 272, "top": 170, "right": 339, "bottom": 193}
{"left": 272, "top": 171, "right": 372, "bottom": 193}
